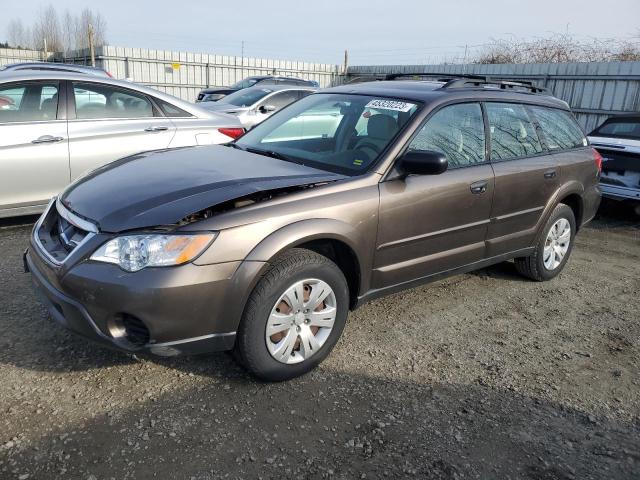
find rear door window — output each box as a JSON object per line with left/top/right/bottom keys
{"left": 486, "top": 103, "right": 543, "bottom": 160}
{"left": 530, "top": 106, "right": 587, "bottom": 150}
{"left": 73, "top": 82, "right": 154, "bottom": 119}
{"left": 0, "top": 82, "right": 59, "bottom": 123}
{"left": 408, "top": 102, "right": 486, "bottom": 169}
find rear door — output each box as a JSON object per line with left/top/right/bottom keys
{"left": 373, "top": 102, "right": 494, "bottom": 289}
{"left": 0, "top": 80, "right": 69, "bottom": 214}
{"left": 67, "top": 81, "right": 176, "bottom": 179}
{"left": 484, "top": 102, "right": 557, "bottom": 257}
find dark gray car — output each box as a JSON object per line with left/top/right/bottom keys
{"left": 26, "top": 75, "right": 601, "bottom": 381}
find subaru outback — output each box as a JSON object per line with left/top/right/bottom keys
{"left": 26, "top": 74, "right": 601, "bottom": 381}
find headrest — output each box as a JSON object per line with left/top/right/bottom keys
{"left": 367, "top": 114, "right": 397, "bottom": 139}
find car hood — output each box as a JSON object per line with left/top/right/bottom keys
{"left": 60, "top": 145, "right": 345, "bottom": 233}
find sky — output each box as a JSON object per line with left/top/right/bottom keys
{"left": 3, "top": 0, "right": 639, "bottom": 65}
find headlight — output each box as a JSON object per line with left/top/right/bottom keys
{"left": 90, "top": 233, "right": 216, "bottom": 272}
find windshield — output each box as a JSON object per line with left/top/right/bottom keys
{"left": 591, "top": 118, "right": 640, "bottom": 141}
{"left": 230, "top": 78, "right": 261, "bottom": 90}
{"left": 235, "top": 93, "right": 420, "bottom": 175}
{"left": 218, "top": 87, "right": 273, "bottom": 107}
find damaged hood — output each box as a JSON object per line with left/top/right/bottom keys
{"left": 60, "top": 145, "right": 344, "bottom": 232}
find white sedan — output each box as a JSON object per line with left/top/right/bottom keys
{"left": 0, "top": 70, "right": 245, "bottom": 218}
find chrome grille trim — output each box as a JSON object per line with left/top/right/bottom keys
{"left": 56, "top": 197, "right": 99, "bottom": 233}
{"left": 33, "top": 197, "right": 97, "bottom": 266}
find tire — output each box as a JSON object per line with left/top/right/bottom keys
{"left": 515, "top": 203, "right": 576, "bottom": 282}
{"left": 234, "top": 248, "right": 349, "bottom": 381}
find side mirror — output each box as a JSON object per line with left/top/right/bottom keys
{"left": 259, "top": 104, "right": 277, "bottom": 114}
{"left": 399, "top": 150, "right": 448, "bottom": 176}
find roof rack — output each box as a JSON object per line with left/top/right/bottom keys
{"left": 384, "top": 72, "right": 547, "bottom": 94}
{"left": 385, "top": 72, "right": 486, "bottom": 82}
{"left": 443, "top": 77, "right": 547, "bottom": 94}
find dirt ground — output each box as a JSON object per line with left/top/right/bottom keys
{"left": 0, "top": 200, "right": 638, "bottom": 480}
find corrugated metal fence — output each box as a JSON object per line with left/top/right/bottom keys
{"left": 2, "top": 46, "right": 638, "bottom": 130}
{"left": 1, "top": 45, "right": 340, "bottom": 102}
{"left": 345, "top": 62, "right": 640, "bottom": 132}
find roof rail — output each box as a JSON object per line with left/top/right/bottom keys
{"left": 385, "top": 72, "right": 486, "bottom": 82}
{"left": 383, "top": 72, "right": 547, "bottom": 94}
{"left": 443, "top": 77, "right": 547, "bottom": 94}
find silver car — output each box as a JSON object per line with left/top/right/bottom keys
{"left": 200, "top": 85, "right": 316, "bottom": 129}
{"left": 0, "top": 62, "right": 112, "bottom": 78}
{"left": 0, "top": 71, "right": 244, "bottom": 218}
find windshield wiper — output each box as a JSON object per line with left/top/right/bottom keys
{"left": 226, "top": 142, "right": 245, "bottom": 151}
{"left": 244, "top": 147, "right": 303, "bottom": 165}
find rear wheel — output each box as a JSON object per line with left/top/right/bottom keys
{"left": 515, "top": 203, "right": 576, "bottom": 281}
{"left": 234, "top": 248, "right": 349, "bottom": 381}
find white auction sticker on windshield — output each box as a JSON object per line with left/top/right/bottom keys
{"left": 365, "top": 99, "right": 415, "bottom": 112}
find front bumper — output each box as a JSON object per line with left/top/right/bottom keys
{"left": 26, "top": 245, "right": 265, "bottom": 356}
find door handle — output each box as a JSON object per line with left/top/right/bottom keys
{"left": 544, "top": 169, "right": 557, "bottom": 179}
{"left": 470, "top": 180, "right": 488, "bottom": 194}
{"left": 32, "top": 135, "right": 64, "bottom": 144}
{"left": 144, "top": 126, "right": 169, "bottom": 132}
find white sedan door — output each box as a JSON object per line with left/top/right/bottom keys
{"left": 0, "top": 80, "right": 70, "bottom": 215}
{"left": 67, "top": 81, "right": 176, "bottom": 179}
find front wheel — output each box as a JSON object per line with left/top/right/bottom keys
{"left": 515, "top": 203, "right": 576, "bottom": 281}
{"left": 234, "top": 248, "right": 349, "bottom": 381}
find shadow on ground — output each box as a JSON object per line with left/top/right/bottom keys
{"left": 1, "top": 361, "right": 639, "bottom": 480}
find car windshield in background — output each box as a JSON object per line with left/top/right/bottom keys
{"left": 230, "top": 78, "right": 260, "bottom": 90}
{"left": 235, "top": 93, "right": 420, "bottom": 175}
{"left": 590, "top": 118, "right": 640, "bottom": 141}
{"left": 218, "top": 88, "right": 273, "bottom": 107}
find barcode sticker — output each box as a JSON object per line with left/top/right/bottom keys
{"left": 365, "top": 99, "right": 416, "bottom": 112}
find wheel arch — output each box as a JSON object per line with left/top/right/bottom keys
{"left": 245, "top": 219, "right": 370, "bottom": 309}
{"left": 535, "top": 181, "right": 585, "bottom": 241}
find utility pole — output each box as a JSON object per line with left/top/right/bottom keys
{"left": 343, "top": 49, "right": 348, "bottom": 74}
{"left": 240, "top": 40, "right": 244, "bottom": 78}
{"left": 88, "top": 23, "right": 95, "bottom": 67}
{"left": 43, "top": 38, "right": 48, "bottom": 61}
{"left": 463, "top": 44, "right": 468, "bottom": 73}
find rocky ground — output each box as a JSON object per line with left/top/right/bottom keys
{"left": 0, "top": 200, "right": 638, "bottom": 479}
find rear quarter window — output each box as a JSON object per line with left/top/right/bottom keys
{"left": 530, "top": 106, "right": 587, "bottom": 150}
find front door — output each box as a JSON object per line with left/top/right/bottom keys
{"left": 373, "top": 102, "right": 494, "bottom": 290}
{"left": 67, "top": 81, "right": 176, "bottom": 179}
{"left": 0, "top": 80, "right": 69, "bottom": 214}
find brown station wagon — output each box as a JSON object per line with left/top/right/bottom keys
{"left": 26, "top": 74, "right": 602, "bottom": 381}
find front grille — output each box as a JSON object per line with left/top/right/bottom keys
{"left": 34, "top": 199, "right": 95, "bottom": 264}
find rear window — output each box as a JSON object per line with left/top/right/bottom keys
{"left": 218, "top": 88, "right": 272, "bottom": 107}
{"left": 590, "top": 118, "right": 640, "bottom": 141}
{"left": 530, "top": 106, "right": 587, "bottom": 150}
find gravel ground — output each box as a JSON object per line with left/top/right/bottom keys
{"left": 0, "top": 201, "right": 638, "bottom": 480}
